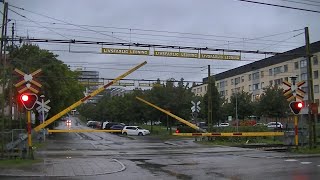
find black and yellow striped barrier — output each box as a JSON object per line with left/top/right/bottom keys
{"left": 48, "top": 129, "right": 126, "bottom": 133}
{"left": 173, "top": 132, "right": 284, "bottom": 137}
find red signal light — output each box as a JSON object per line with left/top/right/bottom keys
{"left": 20, "top": 93, "right": 38, "bottom": 110}
{"left": 175, "top": 129, "right": 180, "bottom": 133}
{"left": 21, "top": 94, "right": 29, "bottom": 101}
{"left": 289, "top": 101, "right": 304, "bottom": 115}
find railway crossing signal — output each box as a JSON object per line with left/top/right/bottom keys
{"left": 289, "top": 101, "right": 304, "bottom": 115}
{"left": 20, "top": 93, "right": 38, "bottom": 110}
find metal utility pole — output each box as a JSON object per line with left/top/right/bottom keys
{"left": 1, "top": 0, "right": 8, "bottom": 157}
{"left": 305, "top": 27, "right": 316, "bottom": 149}
{"left": 208, "top": 65, "right": 212, "bottom": 132}
{"left": 235, "top": 83, "right": 239, "bottom": 132}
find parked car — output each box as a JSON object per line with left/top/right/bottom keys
{"left": 110, "top": 125, "right": 124, "bottom": 134}
{"left": 87, "top": 121, "right": 100, "bottom": 128}
{"left": 267, "top": 122, "right": 283, "bottom": 129}
{"left": 122, "top": 126, "right": 150, "bottom": 136}
{"left": 219, "top": 123, "right": 230, "bottom": 127}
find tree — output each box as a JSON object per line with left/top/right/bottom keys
{"left": 257, "top": 86, "right": 289, "bottom": 118}
{"left": 9, "top": 44, "right": 84, "bottom": 126}
{"left": 223, "top": 91, "right": 254, "bottom": 120}
{"left": 201, "top": 78, "right": 223, "bottom": 125}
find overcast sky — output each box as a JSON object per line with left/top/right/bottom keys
{"left": 7, "top": 0, "right": 320, "bottom": 84}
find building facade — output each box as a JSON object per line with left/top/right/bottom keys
{"left": 76, "top": 69, "right": 102, "bottom": 103}
{"left": 192, "top": 41, "right": 320, "bottom": 114}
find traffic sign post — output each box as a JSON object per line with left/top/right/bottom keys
{"left": 191, "top": 101, "right": 201, "bottom": 125}
{"left": 283, "top": 77, "right": 306, "bottom": 147}
{"left": 36, "top": 95, "right": 51, "bottom": 142}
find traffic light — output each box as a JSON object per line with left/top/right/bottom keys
{"left": 289, "top": 101, "right": 304, "bottom": 115}
{"left": 20, "top": 93, "right": 38, "bottom": 110}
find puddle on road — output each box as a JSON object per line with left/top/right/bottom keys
{"left": 133, "top": 159, "right": 192, "bottom": 180}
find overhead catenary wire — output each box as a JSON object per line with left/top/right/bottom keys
{"left": 259, "top": 32, "right": 305, "bottom": 51}
{"left": 12, "top": 19, "right": 302, "bottom": 46}
{"left": 8, "top": 4, "right": 130, "bottom": 43}
{"left": 8, "top": 8, "right": 70, "bottom": 39}
{"left": 277, "top": 0, "right": 320, "bottom": 7}
{"left": 14, "top": 23, "right": 303, "bottom": 49}
{"left": 234, "top": 0, "right": 320, "bottom": 13}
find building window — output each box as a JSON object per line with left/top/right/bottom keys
{"left": 242, "top": 86, "right": 244, "bottom": 90}
{"left": 253, "top": 72, "right": 259, "bottom": 80}
{"left": 261, "top": 71, "right": 264, "bottom": 78}
{"left": 225, "top": 80, "right": 228, "bottom": 87}
{"left": 231, "top": 79, "right": 234, "bottom": 85}
{"left": 253, "top": 83, "right": 259, "bottom": 90}
{"left": 314, "top": 85, "right": 319, "bottom": 93}
{"left": 284, "top": 77, "right": 288, "bottom": 82}
{"left": 261, "top": 82, "right": 264, "bottom": 89}
{"left": 300, "top": 59, "right": 307, "bottom": 68}
{"left": 313, "top": 55, "right": 318, "bottom": 65}
{"left": 274, "top": 79, "right": 282, "bottom": 85}
{"left": 216, "top": 83, "right": 219, "bottom": 88}
{"left": 235, "top": 77, "right": 240, "bottom": 85}
{"left": 274, "top": 66, "right": 282, "bottom": 75}
{"left": 231, "top": 89, "right": 234, "bottom": 94}
{"left": 315, "top": 99, "right": 319, "bottom": 106}
{"left": 301, "top": 73, "right": 307, "bottom": 81}
{"left": 241, "top": 76, "right": 244, "bottom": 82}
{"left": 226, "top": 90, "right": 228, "bottom": 96}
{"left": 294, "top": 62, "right": 299, "bottom": 69}
{"left": 269, "top": 80, "right": 273, "bottom": 86}
{"left": 301, "top": 87, "right": 308, "bottom": 94}
{"left": 249, "top": 85, "right": 251, "bottom": 91}
{"left": 269, "top": 69, "right": 272, "bottom": 76}
{"left": 314, "top": 70, "right": 319, "bottom": 79}
{"left": 284, "top": 64, "right": 288, "bottom": 72}
{"left": 248, "top": 74, "right": 252, "bottom": 81}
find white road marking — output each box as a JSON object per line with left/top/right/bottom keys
{"left": 285, "top": 159, "right": 298, "bottom": 162}
{"left": 300, "top": 162, "right": 312, "bottom": 165}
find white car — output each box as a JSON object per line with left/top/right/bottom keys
{"left": 267, "top": 122, "right": 283, "bottom": 129}
{"left": 219, "top": 123, "right": 230, "bottom": 127}
{"left": 122, "top": 126, "right": 150, "bottom": 136}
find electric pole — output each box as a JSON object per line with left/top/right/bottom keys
{"left": 208, "top": 65, "right": 212, "bottom": 132}
{"left": 0, "top": 0, "right": 8, "bottom": 157}
{"left": 305, "top": 27, "right": 316, "bottom": 149}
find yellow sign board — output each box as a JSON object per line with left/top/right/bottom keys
{"left": 154, "top": 51, "right": 199, "bottom": 58}
{"left": 102, "top": 48, "right": 149, "bottom": 55}
{"left": 101, "top": 48, "right": 241, "bottom": 60}
{"left": 200, "top": 53, "right": 241, "bottom": 60}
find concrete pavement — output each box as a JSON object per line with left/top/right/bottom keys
{"left": 0, "top": 157, "right": 125, "bottom": 177}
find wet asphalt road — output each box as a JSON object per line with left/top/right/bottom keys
{"left": 2, "top": 117, "right": 320, "bottom": 180}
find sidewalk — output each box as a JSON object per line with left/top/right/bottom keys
{"left": 0, "top": 157, "right": 126, "bottom": 177}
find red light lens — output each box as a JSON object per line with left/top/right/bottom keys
{"left": 21, "top": 95, "right": 29, "bottom": 101}
{"left": 298, "top": 102, "right": 303, "bottom": 108}
{"left": 175, "top": 130, "right": 180, "bottom": 133}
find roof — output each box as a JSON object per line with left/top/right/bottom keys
{"left": 203, "top": 40, "right": 320, "bottom": 82}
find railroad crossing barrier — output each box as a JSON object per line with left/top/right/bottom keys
{"left": 48, "top": 129, "right": 125, "bottom": 133}
{"left": 173, "top": 132, "right": 284, "bottom": 137}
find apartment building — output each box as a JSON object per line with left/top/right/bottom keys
{"left": 192, "top": 41, "right": 320, "bottom": 114}
{"left": 76, "top": 69, "right": 102, "bottom": 103}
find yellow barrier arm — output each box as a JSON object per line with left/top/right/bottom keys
{"left": 136, "top": 96, "right": 205, "bottom": 132}
{"left": 34, "top": 61, "right": 147, "bottom": 132}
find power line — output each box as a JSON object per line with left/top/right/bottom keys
{"left": 235, "top": 0, "right": 320, "bottom": 13}
{"left": 15, "top": 23, "right": 302, "bottom": 48}
{"left": 259, "top": 32, "right": 304, "bottom": 51}
{"left": 278, "top": 0, "right": 320, "bottom": 7}
{"left": 5, "top": 37, "right": 280, "bottom": 55}
{"left": 8, "top": 8, "right": 70, "bottom": 39}
{"left": 9, "top": 4, "right": 130, "bottom": 43}
{"left": 13, "top": 19, "right": 302, "bottom": 45}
